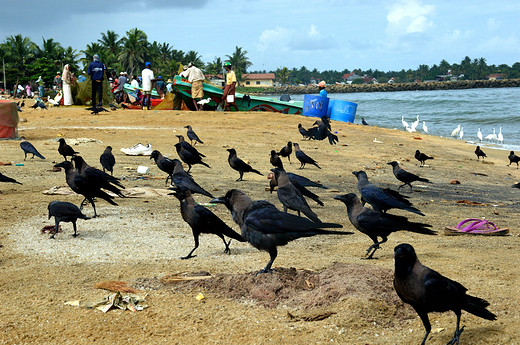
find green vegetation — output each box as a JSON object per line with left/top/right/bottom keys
{"left": 1, "top": 29, "right": 519, "bottom": 92}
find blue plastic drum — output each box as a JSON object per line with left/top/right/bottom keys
{"left": 330, "top": 100, "right": 357, "bottom": 123}
{"left": 302, "top": 95, "right": 329, "bottom": 117}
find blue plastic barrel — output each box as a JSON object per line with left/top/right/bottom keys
{"left": 302, "top": 95, "right": 329, "bottom": 117}
{"left": 326, "top": 99, "right": 336, "bottom": 117}
{"left": 330, "top": 100, "right": 358, "bottom": 123}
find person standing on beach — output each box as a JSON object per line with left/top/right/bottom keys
{"left": 36, "top": 76, "right": 45, "bottom": 97}
{"left": 53, "top": 72, "right": 62, "bottom": 90}
{"left": 87, "top": 54, "right": 107, "bottom": 107}
{"left": 62, "top": 64, "right": 74, "bottom": 105}
{"left": 141, "top": 62, "right": 156, "bottom": 110}
{"left": 222, "top": 62, "right": 238, "bottom": 111}
{"left": 318, "top": 80, "right": 327, "bottom": 98}
{"left": 180, "top": 62, "right": 205, "bottom": 110}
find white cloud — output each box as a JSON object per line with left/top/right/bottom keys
{"left": 386, "top": 0, "right": 435, "bottom": 36}
{"left": 486, "top": 18, "right": 501, "bottom": 32}
{"left": 257, "top": 24, "right": 337, "bottom": 53}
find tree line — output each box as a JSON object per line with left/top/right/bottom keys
{"left": 1, "top": 28, "right": 519, "bottom": 91}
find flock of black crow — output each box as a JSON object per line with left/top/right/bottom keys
{"left": 5, "top": 115, "right": 519, "bottom": 344}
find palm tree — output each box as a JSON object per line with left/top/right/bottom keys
{"left": 184, "top": 50, "right": 204, "bottom": 68}
{"left": 205, "top": 57, "right": 223, "bottom": 75}
{"left": 275, "top": 66, "right": 290, "bottom": 85}
{"left": 3, "top": 34, "right": 37, "bottom": 91}
{"left": 118, "top": 28, "right": 148, "bottom": 77}
{"left": 80, "top": 42, "right": 103, "bottom": 70}
{"left": 225, "top": 46, "right": 252, "bottom": 81}
{"left": 98, "top": 30, "right": 121, "bottom": 69}
{"left": 62, "top": 47, "right": 81, "bottom": 71}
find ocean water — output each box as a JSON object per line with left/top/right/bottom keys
{"left": 289, "top": 87, "right": 520, "bottom": 151}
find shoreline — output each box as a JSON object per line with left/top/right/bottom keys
{"left": 245, "top": 78, "right": 520, "bottom": 95}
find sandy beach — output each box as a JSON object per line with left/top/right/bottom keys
{"left": 1, "top": 105, "right": 519, "bottom": 344}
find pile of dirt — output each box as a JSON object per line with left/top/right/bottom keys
{"left": 155, "top": 262, "right": 409, "bottom": 317}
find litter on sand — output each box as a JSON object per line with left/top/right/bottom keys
{"left": 65, "top": 291, "right": 148, "bottom": 313}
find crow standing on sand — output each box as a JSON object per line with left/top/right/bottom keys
{"left": 184, "top": 125, "right": 204, "bottom": 145}
{"left": 508, "top": 151, "right": 520, "bottom": 168}
{"left": 294, "top": 143, "right": 321, "bottom": 169}
{"left": 54, "top": 161, "right": 120, "bottom": 218}
{"left": 475, "top": 146, "right": 487, "bottom": 161}
{"left": 387, "top": 161, "right": 431, "bottom": 191}
{"left": 415, "top": 150, "right": 434, "bottom": 167}
{"left": 47, "top": 201, "right": 89, "bottom": 239}
{"left": 271, "top": 168, "right": 321, "bottom": 223}
{"left": 175, "top": 135, "right": 210, "bottom": 173}
{"left": 100, "top": 146, "right": 116, "bottom": 175}
{"left": 361, "top": 117, "right": 369, "bottom": 126}
{"left": 298, "top": 124, "right": 313, "bottom": 140}
{"left": 170, "top": 187, "right": 245, "bottom": 259}
{"left": 268, "top": 171, "right": 324, "bottom": 206}
{"left": 171, "top": 159, "right": 214, "bottom": 198}
{"left": 393, "top": 243, "right": 496, "bottom": 345}
{"left": 71, "top": 156, "right": 125, "bottom": 195}
{"left": 150, "top": 150, "right": 175, "bottom": 185}
{"left": 353, "top": 170, "right": 425, "bottom": 216}
{"left": 334, "top": 194, "right": 434, "bottom": 259}
{"left": 278, "top": 141, "right": 293, "bottom": 163}
{"left": 20, "top": 136, "right": 45, "bottom": 160}
{"left": 270, "top": 150, "right": 284, "bottom": 169}
{"left": 58, "top": 138, "right": 79, "bottom": 161}
{"left": 211, "top": 189, "right": 352, "bottom": 274}
{"left": 312, "top": 117, "right": 339, "bottom": 145}
{"left": 227, "top": 148, "right": 263, "bottom": 181}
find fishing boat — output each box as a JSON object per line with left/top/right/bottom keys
{"left": 173, "top": 76, "right": 303, "bottom": 114}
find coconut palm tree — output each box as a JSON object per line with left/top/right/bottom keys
{"left": 3, "top": 34, "right": 37, "bottom": 92}
{"left": 80, "top": 42, "right": 103, "bottom": 70}
{"left": 225, "top": 46, "right": 252, "bottom": 81}
{"left": 184, "top": 50, "right": 204, "bottom": 68}
{"left": 98, "top": 30, "right": 121, "bottom": 69}
{"left": 275, "top": 66, "right": 290, "bottom": 85}
{"left": 118, "top": 28, "right": 148, "bottom": 77}
{"left": 205, "top": 57, "right": 223, "bottom": 75}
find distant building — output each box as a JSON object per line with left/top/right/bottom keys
{"left": 487, "top": 73, "right": 504, "bottom": 80}
{"left": 342, "top": 73, "right": 362, "bottom": 84}
{"left": 205, "top": 74, "right": 224, "bottom": 87}
{"left": 241, "top": 73, "right": 276, "bottom": 87}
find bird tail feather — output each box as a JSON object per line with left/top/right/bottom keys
{"left": 464, "top": 295, "right": 497, "bottom": 320}
{"left": 221, "top": 227, "right": 246, "bottom": 242}
{"left": 251, "top": 169, "right": 263, "bottom": 176}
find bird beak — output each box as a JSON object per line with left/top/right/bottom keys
{"left": 210, "top": 196, "right": 226, "bottom": 204}
{"left": 333, "top": 195, "right": 346, "bottom": 201}
{"left": 54, "top": 162, "right": 65, "bottom": 168}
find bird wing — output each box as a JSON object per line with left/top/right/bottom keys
{"left": 49, "top": 201, "right": 84, "bottom": 218}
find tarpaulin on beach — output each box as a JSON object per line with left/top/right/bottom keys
{"left": 0, "top": 100, "right": 19, "bottom": 139}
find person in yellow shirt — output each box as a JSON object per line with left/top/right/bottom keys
{"left": 222, "top": 62, "right": 239, "bottom": 111}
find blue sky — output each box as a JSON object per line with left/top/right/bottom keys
{"left": 2, "top": 0, "right": 519, "bottom": 72}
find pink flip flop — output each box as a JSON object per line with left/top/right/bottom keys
{"left": 445, "top": 218, "right": 509, "bottom": 236}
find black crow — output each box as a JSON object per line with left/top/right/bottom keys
{"left": 393, "top": 243, "right": 496, "bottom": 345}
{"left": 270, "top": 150, "right": 284, "bottom": 169}
{"left": 268, "top": 171, "right": 324, "bottom": 206}
{"left": 57, "top": 138, "right": 79, "bottom": 161}
{"left": 387, "top": 161, "right": 431, "bottom": 191}
{"left": 271, "top": 168, "right": 321, "bottom": 222}
{"left": 278, "top": 141, "right": 293, "bottom": 163}
{"left": 170, "top": 187, "right": 244, "bottom": 259}
{"left": 475, "top": 146, "right": 487, "bottom": 161}
{"left": 171, "top": 159, "right": 214, "bottom": 198}
{"left": 508, "top": 151, "right": 520, "bottom": 168}
{"left": 150, "top": 150, "right": 175, "bottom": 185}
{"left": 353, "top": 170, "right": 424, "bottom": 216}
{"left": 227, "top": 148, "right": 263, "bottom": 181}
{"left": 99, "top": 146, "right": 116, "bottom": 175}
{"left": 47, "top": 201, "right": 89, "bottom": 239}
{"left": 184, "top": 125, "right": 204, "bottom": 145}
{"left": 415, "top": 150, "right": 434, "bottom": 167}
{"left": 335, "top": 194, "right": 434, "bottom": 259}
{"left": 293, "top": 143, "right": 321, "bottom": 169}
{"left": 211, "top": 189, "right": 351, "bottom": 274}
{"left": 20, "top": 136, "right": 45, "bottom": 160}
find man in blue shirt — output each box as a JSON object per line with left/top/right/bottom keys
{"left": 318, "top": 80, "right": 327, "bottom": 98}
{"left": 87, "top": 54, "right": 107, "bottom": 106}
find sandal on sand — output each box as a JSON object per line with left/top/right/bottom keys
{"left": 445, "top": 218, "right": 509, "bottom": 236}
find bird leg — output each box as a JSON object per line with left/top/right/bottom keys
{"left": 237, "top": 172, "right": 244, "bottom": 182}
{"left": 186, "top": 165, "right": 192, "bottom": 173}
{"left": 50, "top": 220, "right": 60, "bottom": 239}
{"left": 72, "top": 221, "right": 78, "bottom": 237}
{"left": 222, "top": 238, "right": 232, "bottom": 254}
{"left": 364, "top": 237, "right": 388, "bottom": 259}
{"left": 90, "top": 199, "right": 98, "bottom": 218}
{"left": 299, "top": 163, "right": 304, "bottom": 169}
{"left": 181, "top": 236, "right": 199, "bottom": 260}
{"left": 447, "top": 313, "right": 464, "bottom": 345}
{"left": 165, "top": 175, "right": 171, "bottom": 186}
{"left": 417, "top": 311, "right": 432, "bottom": 345}
{"left": 256, "top": 248, "right": 277, "bottom": 275}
